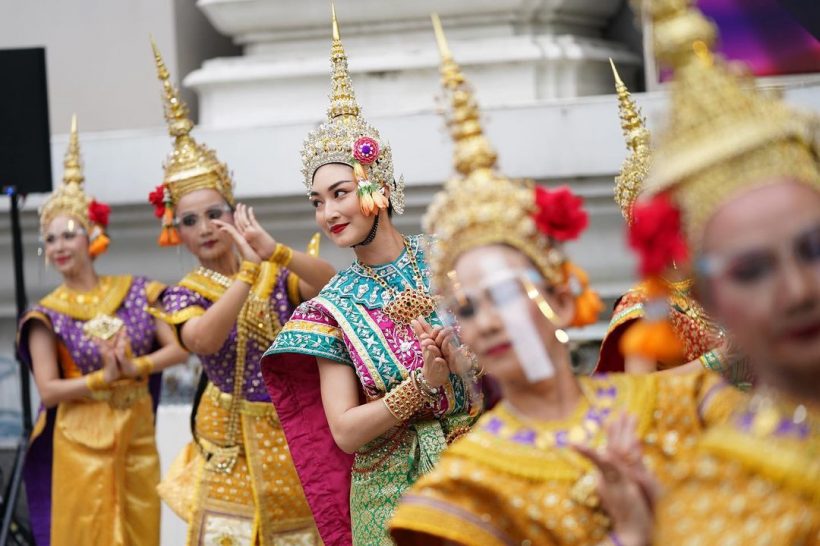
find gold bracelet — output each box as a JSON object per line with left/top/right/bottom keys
{"left": 269, "top": 243, "right": 293, "bottom": 267}
{"left": 382, "top": 377, "right": 426, "bottom": 422}
{"left": 236, "top": 260, "right": 260, "bottom": 286}
{"left": 134, "top": 355, "right": 155, "bottom": 377}
{"left": 85, "top": 369, "right": 109, "bottom": 391}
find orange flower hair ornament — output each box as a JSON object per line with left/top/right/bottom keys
{"left": 86, "top": 200, "right": 111, "bottom": 257}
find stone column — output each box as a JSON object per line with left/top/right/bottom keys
{"left": 188, "top": 0, "right": 641, "bottom": 128}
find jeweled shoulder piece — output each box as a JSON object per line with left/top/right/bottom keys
{"left": 83, "top": 313, "right": 125, "bottom": 341}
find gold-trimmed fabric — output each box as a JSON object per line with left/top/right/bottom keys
{"left": 50, "top": 395, "right": 160, "bottom": 546}
{"left": 390, "top": 371, "right": 745, "bottom": 545}
{"left": 39, "top": 275, "right": 133, "bottom": 321}
{"left": 654, "top": 399, "right": 820, "bottom": 545}
{"left": 158, "top": 384, "right": 320, "bottom": 546}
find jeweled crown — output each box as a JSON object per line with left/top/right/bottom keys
{"left": 299, "top": 4, "right": 405, "bottom": 213}
{"left": 40, "top": 115, "right": 93, "bottom": 233}
{"left": 423, "top": 14, "right": 565, "bottom": 291}
{"left": 642, "top": 0, "right": 820, "bottom": 241}
{"left": 151, "top": 39, "right": 235, "bottom": 208}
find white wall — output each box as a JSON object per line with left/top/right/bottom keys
{"left": 0, "top": 0, "right": 237, "bottom": 133}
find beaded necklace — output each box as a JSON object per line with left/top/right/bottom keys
{"left": 356, "top": 236, "right": 437, "bottom": 328}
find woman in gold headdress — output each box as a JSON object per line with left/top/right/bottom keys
{"left": 596, "top": 61, "right": 752, "bottom": 389}
{"left": 584, "top": 1, "right": 820, "bottom": 544}
{"left": 388, "top": 16, "right": 746, "bottom": 546}
{"left": 260, "top": 7, "right": 483, "bottom": 545}
{"left": 145, "top": 42, "right": 335, "bottom": 546}
{"left": 17, "top": 116, "right": 188, "bottom": 546}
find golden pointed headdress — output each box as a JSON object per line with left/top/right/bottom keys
{"left": 425, "top": 14, "right": 572, "bottom": 291}
{"left": 299, "top": 4, "right": 405, "bottom": 214}
{"left": 149, "top": 39, "right": 234, "bottom": 245}
{"left": 39, "top": 115, "right": 112, "bottom": 255}
{"left": 642, "top": 0, "right": 820, "bottom": 242}
{"left": 611, "top": 60, "right": 652, "bottom": 224}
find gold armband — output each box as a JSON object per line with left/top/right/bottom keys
{"left": 85, "top": 369, "right": 109, "bottom": 392}
{"left": 134, "top": 355, "right": 155, "bottom": 377}
{"left": 383, "top": 376, "right": 426, "bottom": 422}
{"left": 269, "top": 243, "right": 293, "bottom": 267}
{"left": 236, "top": 260, "right": 260, "bottom": 286}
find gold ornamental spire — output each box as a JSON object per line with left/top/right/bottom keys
{"left": 327, "top": 2, "right": 361, "bottom": 122}
{"left": 610, "top": 59, "right": 651, "bottom": 223}
{"left": 150, "top": 38, "right": 234, "bottom": 209}
{"left": 39, "top": 115, "right": 93, "bottom": 232}
{"left": 62, "top": 113, "right": 85, "bottom": 186}
{"left": 423, "top": 14, "right": 567, "bottom": 291}
{"left": 431, "top": 13, "right": 497, "bottom": 177}
{"left": 151, "top": 37, "right": 194, "bottom": 139}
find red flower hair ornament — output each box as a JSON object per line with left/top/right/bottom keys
{"left": 87, "top": 200, "right": 111, "bottom": 228}
{"left": 533, "top": 186, "right": 588, "bottom": 242}
{"left": 628, "top": 193, "right": 689, "bottom": 278}
{"left": 148, "top": 185, "right": 166, "bottom": 218}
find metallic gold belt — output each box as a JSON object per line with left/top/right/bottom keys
{"left": 89, "top": 379, "right": 149, "bottom": 410}
{"left": 204, "top": 382, "right": 279, "bottom": 421}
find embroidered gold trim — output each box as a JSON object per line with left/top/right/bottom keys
{"left": 39, "top": 275, "right": 133, "bottom": 320}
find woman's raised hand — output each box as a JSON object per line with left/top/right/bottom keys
{"left": 113, "top": 330, "right": 139, "bottom": 379}
{"left": 412, "top": 318, "right": 450, "bottom": 388}
{"left": 573, "top": 413, "right": 659, "bottom": 546}
{"left": 212, "top": 213, "right": 262, "bottom": 264}
{"left": 233, "top": 203, "right": 278, "bottom": 260}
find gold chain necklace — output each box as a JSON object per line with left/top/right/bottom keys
{"left": 356, "top": 236, "right": 437, "bottom": 328}
{"left": 193, "top": 265, "right": 253, "bottom": 474}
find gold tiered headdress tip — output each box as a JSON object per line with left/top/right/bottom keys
{"left": 39, "top": 115, "right": 92, "bottom": 232}
{"left": 424, "top": 15, "right": 564, "bottom": 290}
{"left": 609, "top": 59, "right": 651, "bottom": 223}
{"left": 431, "top": 13, "right": 498, "bottom": 177}
{"left": 642, "top": 0, "right": 820, "bottom": 240}
{"left": 150, "top": 38, "right": 234, "bottom": 207}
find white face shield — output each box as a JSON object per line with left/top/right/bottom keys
{"left": 441, "top": 256, "right": 569, "bottom": 384}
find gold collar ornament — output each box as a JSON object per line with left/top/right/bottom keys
{"left": 299, "top": 4, "right": 405, "bottom": 216}
{"left": 356, "top": 236, "right": 437, "bottom": 328}
{"left": 148, "top": 39, "right": 235, "bottom": 246}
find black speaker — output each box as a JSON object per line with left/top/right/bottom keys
{"left": 0, "top": 48, "right": 52, "bottom": 195}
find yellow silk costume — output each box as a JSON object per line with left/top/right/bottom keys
{"left": 155, "top": 266, "right": 320, "bottom": 546}
{"left": 20, "top": 275, "right": 166, "bottom": 546}
{"left": 655, "top": 396, "right": 820, "bottom": 545}
{"left": 390, "top": 371, "right": 743, "bottom": 545}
